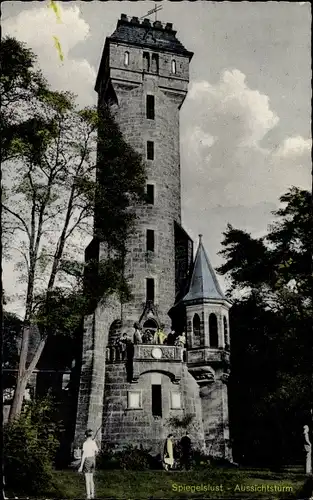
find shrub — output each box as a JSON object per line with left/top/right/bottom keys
{"left": 3, "top": 396, "right": 61, "bottom": 495}
{"left": 97, "top": 443, "right": 120, "bottom": 470}
{"left": 181, "top": 448, "right": 209, "bottom": 470}
{"left": 117, "top": 444, "right": 151, "bottom": 470}
{"left": 97, "top": 443, "right": 161, "bottom": 471}
{"left": 167, "top": 413, "right": 194, "bottom": 430}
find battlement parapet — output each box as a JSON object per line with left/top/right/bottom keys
{"left": 120, "top": 13, "right": 174, "bottom": 32}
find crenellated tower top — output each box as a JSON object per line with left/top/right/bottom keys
{"left": 110, "top": 13, "right": 193, "bottom": 56}
{"left": 95, "top": 14, "right": 193, "bottom": 94}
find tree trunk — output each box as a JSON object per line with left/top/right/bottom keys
{"left": 8, "top": 322, "right": 30, "bottom": 421}
{"left": 9, "top": 335, "right": 47, "bottom": 422}
{"left": 8, "top": 373, "right": 28, "bottom": 420}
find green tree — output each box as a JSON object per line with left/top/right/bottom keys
{"left": 3, "top": 395, "right": 62, "bottom": 495}
{"left": 2, "top": 38, "right": 146, "bottom": 421}
{"left": 1, "top": 38, "right": 49, "bottom": 412}
{"left": 218, "top": 188, "right": 312, "bottom": 310}
{"left": 217, "top": 187, "right": 312, "bottom": 466}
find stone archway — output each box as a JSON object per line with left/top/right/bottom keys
{"left": 143, "top": 318, "right": 158, "bottom": 333}
{"left": 108, "top": 319, "right": 122, "bottom": 345}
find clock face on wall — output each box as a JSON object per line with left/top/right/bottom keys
{"left": 151, "top": 347, "right": 162, "bottom": 359}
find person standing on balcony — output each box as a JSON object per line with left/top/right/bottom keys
{"left": 154, "top": 324, "right": 167, "bottom": 344}
{"left": 175, "top": 332, "right": 186, "bottom": 347}
{"left": 133, "top": 323, "right": 142, "bottom": 344}
{"left": 142, "top": 329, "right": 153, "bottom": 344}
{"left": 166, "top": 329, "right": 176, "bottom": 346}
{"left": 118, "top": 333, "right": 128, "bottom": 360}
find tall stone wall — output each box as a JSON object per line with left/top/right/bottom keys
{"left": 74, "top": 295, "right": 121, "bottom": 447}
{"left": 96, "top": 37, "right": 190, "bottom": 329}
{"left": 102, "top": 362, "right": 205, "bottom": 455}
{"left": 107, "top": 78, "right": 183, "bottom": 329}
{"left": 199, "top": 369, "right": 232, "bottom": 459}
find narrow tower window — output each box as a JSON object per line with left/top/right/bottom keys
{"left": 146, "top": 278, "right": 155, "bottom": 302}
{"left": 171, "top": 59, "right": 176, "bottom": 74}
{"left": 151, "top": 54, "right": 159, "bottom": 73}
{"left": 209, "top": 313, "right": 218, "bottom": 348}
{"left": 146, "top": 229, "right": 155, "bottom": 252}
{"left": 124, "top": 51, "right": 129, "bottom": 66}
{"left": 223, "top": 316, "right": 230, "bottom": 350}
{"left": 193, "top": 313, "right": 200, "bottom": 336}
{"left": 146, "top": 184, "right": 155, "bottom": 205}
{"left": 143, "top": 52, "right": 150, "bottom": 71}
{"left": 152, "top": 384, "right": 162, "bottom": 417}
{"left": 146, "top": 95, "right": 155, "bottom": 120}
{"left": 147, "top": 141, "right": 154, "bottom": 160}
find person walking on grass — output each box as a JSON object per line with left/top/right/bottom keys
{"left": 180, "top": 431, "right": 192, "bottom": 470}
{"left": 78, "top": 429, "right": 99, "bottom": 499}
{"left": 163, "top": 434, "right": 175, "bottom": 471}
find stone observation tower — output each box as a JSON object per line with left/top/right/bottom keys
{"left": 74, "top": 14, "right": 232, "bottom": 459}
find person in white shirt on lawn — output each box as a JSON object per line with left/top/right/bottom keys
{"left": 78, "top": 429, "right": 99, "bottom": 499}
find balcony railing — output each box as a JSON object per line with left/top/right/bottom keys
{"left": 187, "top": 348, "right": 230, "bottom": 365}
{"left": 106, "top": 344, "right": 186, "bottom": 363}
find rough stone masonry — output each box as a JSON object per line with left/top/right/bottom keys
{"left": 74, "top": 14, "right": 232, "bottom": 460}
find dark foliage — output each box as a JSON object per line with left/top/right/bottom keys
{"left": 97, "top": 443, "right": 161, "bottom": 471}
{"left": 217, "top": 187, "right": 312, "bottom": 467}
{"left": 3, "top": 311, "right": 21, "bottom": 369}
{"left": 95, "top": 104, "right": 146, "bottom": 253}
{"left": 3, "top": 396, "right": 62, "bottom": 495}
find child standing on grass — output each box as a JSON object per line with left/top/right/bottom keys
{"left": 78, "top": 429, "right": 99, "bottom": 499}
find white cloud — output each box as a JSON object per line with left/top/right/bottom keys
{"left": 3, "top": 2, "right": 96, "bottom": 107}
{"left": 187, "top": 70, "right": 279, "bottom": 147}
{"left": 275, "top": 136, "right": 311, "bottom": 157}
{"left": 181, "top": 69, "right": 311, "bottom": 210}
{"left": 180, "top": 69, "right": 311, "bottom": 282}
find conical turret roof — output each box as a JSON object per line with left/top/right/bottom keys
{"left": 183, "top": 235, "right": 225, "bottom": 302}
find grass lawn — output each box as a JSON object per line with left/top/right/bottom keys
{"left": 9, "top": 468, "right": 307, "bottom": 499}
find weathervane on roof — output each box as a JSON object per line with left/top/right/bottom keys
{"left": 140, "top": 3, "right": 163, "bottom": 22}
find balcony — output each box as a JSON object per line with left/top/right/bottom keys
{"left": 134, "top": 344, "right": 185, "bottom": 362}
{"left": 106, "top": 344, "right": 186, "bottom": 363}
{"left": 187, "top": 348, "right": 230, "bottom": 366}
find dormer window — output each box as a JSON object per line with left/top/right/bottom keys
{"left": 124, "top": 51, "right": 129, "bottom": 66}
{"left": 171, "top": 59, "right": 176, "bottom": 74}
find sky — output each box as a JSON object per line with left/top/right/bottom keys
{"left": 2, "top": 0, "right": 312, "bottom": 317}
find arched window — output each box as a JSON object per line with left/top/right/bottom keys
{"left": 151, "top": 54, "right": 159, "bottom": 73}
{"left": 143, "top": 52, "right": 150, "bottom": 71}
{"left": 143, "top": 318, "right": 158, "bottom": 338}
{"left": 124, "top": 51, "right": 129, "bottom": 66}
{"left": 171, "top": 59, "right": 176, "bottom": 74}
{"left": 193, "top": 313, "right": 200, "bottom": 336}
{"left": 223, "top": 316, "right": 230, "bottom": 350}
{"left": 209, "top": 313, "right": 218, "bottom": 348}
{"left": 108, "top": 319, "right": 122, "bottom": 345}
